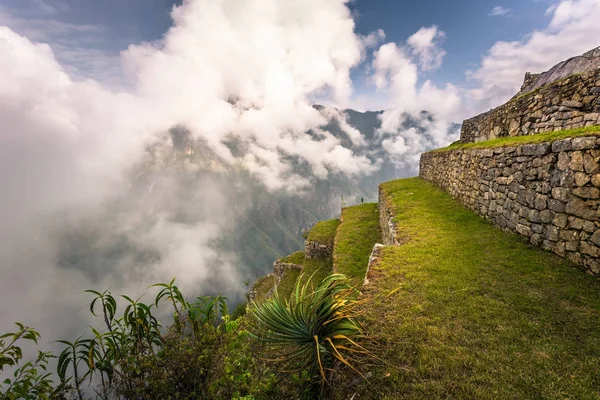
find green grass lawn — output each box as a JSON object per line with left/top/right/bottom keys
{"left": 275, "top": 267, "right": 302, "bottom": 299}
{"left": 435, "top": 125, "right": 600, "bottom": 152}
{"left": 338, "top": 178, "right": 600, "bottom": 400}
{"left": 333, "top": 203, "right": 382, "bottom": 285}
{"left": 307, "top": 219, "right": 340, "bottom": 244}
{"left": 279, "top": 251, "right": 305, "bottom": 265}
{"left": 251, "top": 274, "right": 276, "bottom": 302}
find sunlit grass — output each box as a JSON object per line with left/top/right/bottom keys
{"left": 333, "top": 203, "right": 382, "bottom": 285}
{"left": 336, "top": 178, "right": 600, "bottom": 399}
{"left": 435, "top": 125, "right": 600, "bottom": 152}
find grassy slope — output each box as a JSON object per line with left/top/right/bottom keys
{"left": 279, "top": 251, "right": 305, "bottom": 265}
{"left": 307, "top": 219, "right": 340, "bottom": 244}
{"left": 333, "top": 203, "right": 382, "bottom": 285}
{"left": 251, "top": 219, "right": 340, "bottom": 301}
{"left": 252, "top": 274, "right": 276, "bottom": 302}
{"left": 435, "top": 125, "right": 600, "bottom": 152}
{"left": 275, "top": 268, "right": 302, "bottom": 299}
{"left": 343, "top": 178, "right": 600, "bottom": 400}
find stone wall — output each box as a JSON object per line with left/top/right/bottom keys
{"left": 249, "top": 260, "right": 302, "bottom": 301}
{"left": 518, "top": 46, "right": 600, "bottom": 96}
{"left": 273, "top": 261, "right": 303, "bottom": 278}
{"left": 419, "top": 136, "right": 600, "bottom": 275}
{"left": 378, "top": 186, "right": 401, "bottom": 246}
{"left": 305, "top": 240, "right": 333, "bottom": 259}
{"left": 461, "top": 68, "right": 600, "bottom": 143}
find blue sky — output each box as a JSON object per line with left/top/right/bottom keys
{"left": 0, "top": 0, "right": 561, "bottom": 92}
{"left": 350, "top": 0, "right": 553, "bottom": 86}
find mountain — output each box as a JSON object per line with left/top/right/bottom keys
{"left": 51, "top": 106, "right": 453, "bottom": 302}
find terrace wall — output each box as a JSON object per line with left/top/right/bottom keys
{"left": 420, "top": 136, "right": 600, "bottom": 275}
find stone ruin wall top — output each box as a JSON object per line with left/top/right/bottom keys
{"left": 461, "top": 47, "right": 600, "bottom": 143}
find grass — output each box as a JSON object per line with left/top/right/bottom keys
{"left": 279, "top": 251, "right": 305, "bottom": 265}
{"left": 251, "top": 274, "right": 276, "bottom": 302}
{"left": 336, "top": 178, "right": 600, "bottom": 399}
{"left": 275, "top": 267, "right": 302, "bottom": 299}
{"left": 300, "top": 257, "right": 333, "bottom": 287}
{"left": 306, "top": 219, "right": 340, "bottom": 244}
{"left": 435, "top": 125, "right": 600, "bottom": 152}
{"left": 333, "top": 203, "right": 382, "bottom": 285}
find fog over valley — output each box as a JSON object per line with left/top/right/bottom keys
{"left": 1, "top": 0, "right": 600, "bottom": 348}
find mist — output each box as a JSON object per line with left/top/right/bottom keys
{"left": 0, "top": 0, "right": 467, "bottom": 347}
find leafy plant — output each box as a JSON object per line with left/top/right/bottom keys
{"left": 0, "top": 323, "right": 56, "bottom": 400}
{"left": 248, "top": 273, "right": 366, "bottom": 383}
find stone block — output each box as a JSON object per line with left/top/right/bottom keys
{"left": 572, "top": 187, "right": 600, "bottom": 199}
{"left": 572, "top": 137, "right": 598, "bottom": 150}
{"left": 569, "top": 151, "right": 584, "bottom": 171}
{"left": 583, "top": 153, "right": 599, "bottom": 174}
{"left": 548, "top": 199, "right": 566, "bottom": 213}
{"left": 574, "top": 172, "right": 591, "bottom": 186}
{"left": 566, "top": 198, "right": 597, "bottom": 219}
{"left": 552, "top": 139, "right": 572, "bottom": 152}
{"left": 553, "top": 213, "right": 569, "bottom": 228}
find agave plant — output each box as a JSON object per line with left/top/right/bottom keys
{"left": 248, "top": 273, "right": 366, "bottom": 382}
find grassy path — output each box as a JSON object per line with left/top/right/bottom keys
{"left": 341, "top": 178, "right": 600, "bottom": 400}
{"left": 333, "top": 203, "right": 382, "bottom": 285}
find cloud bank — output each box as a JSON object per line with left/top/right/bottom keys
{"left": 2, "top": 0, "right": 600, "bottom": 347}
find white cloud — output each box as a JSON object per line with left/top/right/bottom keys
{"left": 490, "top": 6, "right": 512, "bottom": 16}
{"left": 370, "top": 27, "right": 461, "bottom": 171}
{"left": 469, "top": 0, "right": 600, "bottom": 114}
{"left": 406, "top": 25, "right": 446, "bottom": 71}
{"left": 0, "top": 0, "right": 386, "bottom": 340}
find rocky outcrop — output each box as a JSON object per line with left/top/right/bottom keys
{"left": 461, "top": 46, "right": 600, "bottom": 144}
{"left": 518, "top": 46, "right": 600, "bottom": 96}
{"left": 461, "top": 68, "right": 600, "bottom": 143}
{"left": 420, "top": 136, "right": 600, "bottom": 275}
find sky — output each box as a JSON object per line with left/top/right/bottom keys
{"left": 1, "top": 0, "right": 600, "bottom": 346}
{"left": 0, "top": 0, "right": 581, "bottom": 105}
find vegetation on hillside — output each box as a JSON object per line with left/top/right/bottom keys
{"left": 1, "top": 276, "right": 366, "bottom": 399}
{"left": 6, "top": 177, "right": 600, "bottom": 399}
{"left": 306, "top": 219, "right": 341, "bottom": 244}
{"left": 435, "top": 124, "right": 600, "bottom": 152}
{"left": 251, "top": 274, "right": 276, "bottom": 302}
{"left": 279, "top": 251, "right": 305, "bottom": 265}
{"left": 249, "top": 274, "right": 364, "bottom": 385}
{"left": 333, "top": 203, "right": 382, "bottom": 285}
{"left": 334, "top": 178, "right": 600, "bottom": 399}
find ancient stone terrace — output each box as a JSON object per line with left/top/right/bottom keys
{"left": 461, "top": 47, "right": 600, "bottom": 143}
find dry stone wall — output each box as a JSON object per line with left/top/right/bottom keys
{"left": 305, "top": 240, "right": 333, "bottom": 259}
{"left": 378, "top": 186, "right": 401, "bottom": 246}
{"left": 420, "top": 136, "right": 600, "bottom": 275}
{"left": 461, "top": 68, "right": 600, "bottom": 143}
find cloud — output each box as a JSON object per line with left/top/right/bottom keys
{"left": 489, "top": 6, "right": 512, "bottom": 16}
{"left": 406, "top": 25, "right": 446, "bottom": 71}
{"left": 370, "top": 27, "right": 461, "bottom": 171}
{"left": 468, "top": 0, "right": 600, "bottom": 114}
{"left": 0, "top": 0, "right": 388, "bottom": 344}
